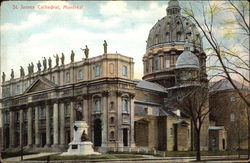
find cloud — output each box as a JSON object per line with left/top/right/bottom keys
{"left": 0, "top": 12, "right": 48, "bottom": 31}
{"left": 100, "top": 1, "right": 128, "bottom": 17}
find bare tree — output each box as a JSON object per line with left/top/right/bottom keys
{"left": 182, "top": 0, "right": 250, "bottom": 158}
{"left": 166, "top": 86, "right": 209, "bottom": 161}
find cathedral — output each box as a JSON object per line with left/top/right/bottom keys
{"left": 1, "top": 0, "right": 242, "bottom": 153}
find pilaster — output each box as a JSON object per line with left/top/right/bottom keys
{"left": 52, "top": 101, "right": 59, "bottom": 147}
{"left": 9, "top": 111, "right": 15, "bottom": 148}
{"left": 60, "top": 102, "right": 65, "bottom": 147}
{"left": 19, "top": 109, "right": 23, "bottom": 147}
{"left": 101, "top": 91, "right": 109, "bottom": 147}
{"left": 45, "top": 104, "right": 51, "bottom": 147}
{"left": 35, "top": 106, "right": 40, "bottom": 147}
{"left": 27, "top": 107, "right": 32, "bottom": 146}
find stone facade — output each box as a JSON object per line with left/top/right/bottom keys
{"left": 0, "top": 53, "right": 136, "bottom": 152}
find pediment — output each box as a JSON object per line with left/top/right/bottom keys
{"left": 24, "top": 77, "right": 57, "bottom": 93}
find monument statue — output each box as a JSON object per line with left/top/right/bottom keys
{"left": 31, "top": 62, "right": 34, "bottom": 73}
{"left": 81, "top": 45, "right": 89, "bottom": 59}
{"left": 74, "top": 105, "right": 83, "bottom": 121}
{"left": 54, "top": 54, "right": 59, "bottom": 67}
{"left": 81, "top": 130, "right": 89, "bottom": 141}
{"left": 2, "top": 72, "right": 5, "bottom": 83}
{"left": 48, "top": 57, "right": 52, "bottom": 69}
{"left": 103, "top": 40, "right": 108, "bottom": 54}
{"left": 61, "top": 53, "right": 65, "bottom": 65}
{"left": 11, "top": 69, "right": 14, "bottom": 79}
{"left": 71, "top": 50, "right": 75, "bottom": 63}
{"left": 43, "top": 57, "right": 47, "bottom": 70}
{"left": 37, "top": 61, "right": 42, "bottom": 72}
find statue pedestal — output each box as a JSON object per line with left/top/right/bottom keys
{"left": 61, "top": 121, "right": 100, "bottom": 155}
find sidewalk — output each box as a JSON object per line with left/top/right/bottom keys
{"left": 2, "top": 152, "right": 58, "bottom": 163}
{"left": 2, "top": 153, "right": 249, "bottom": 163}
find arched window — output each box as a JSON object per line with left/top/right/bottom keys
{"left": 122, "top": 98, "right": 129, "bottom": 112}
{"left": 110, "top": 117, "right": 114, "bottom": 124}
{"left": 65, "top": 72, "right": 70, "bottom": 83}
{"left": 110, "top": 131, "right": 115, "bottom": 140}
{"left": 95, "top": 98, "right": 101, "bottom": 113}
{"left": 78, "top": 69, "right": 83, "bottom": 80}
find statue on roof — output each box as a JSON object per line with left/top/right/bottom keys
{"left": 31, "top": 62, "right": 34, "bottom": 73}
{"left": 20, "top": 66, "right": 25, "bottom": 77}
{"left": 61, "top": 53, "right": 65, "bottom": 65}
{"left": 81, "top": 45, "right": 89, "bottom": 59}
{"left": 54, "top": 54, "right": 59, "bottom": 67}
{"left": 2, "top": 72, "right": 5, "bottom": 83}
{"left": 103, "top": 40, "right": 108, "bottom": 54}
{"left": 37, "top": 61, "right": 41, "bottom": 72}
{"left": 71, "top": 50, "right": 75, "bottom": 63}
{"left": 11, "top": 69, "right": 14, "bottom": 79}
{"left": 28, "top": 64, "right": 31, "bottom": 74}
{"left": 48, "top": 57, "right": 52, "bottom": 69}
{"left": 43, "top": 57, "right": 47, "bottom": 70}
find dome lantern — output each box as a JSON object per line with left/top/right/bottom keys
{"left": 166, "top": 0, "right": 181, "bottom": 16}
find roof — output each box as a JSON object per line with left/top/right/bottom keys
{"left": 135, "top": 80, "right": 166, "bottom": 93}
{"left": 209, "top": 126, "right": 225, "bottom": 130}
{"left": 146, "top": 1, "right": 201, "bottom": 50}
{"left": 209, "top": 79, "right": 250, "bottom": 92}
{"left": 176, "top": 41, "right": 200, "bottom": 69}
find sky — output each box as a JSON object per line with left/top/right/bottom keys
{"left": 0, "top": 1, "right": 168, "bottom": 80}
{"left": 0, "top": 0, "right": 249, "bottom": 83}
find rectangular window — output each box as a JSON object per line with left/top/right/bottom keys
{"left": 95, "top": 66, "right": 101, "bottom": 77}
{"left": 24, "top": 110, "right": 28, "bottom": 121}
{"left": 39, "top": 107, "right": 45, "bottom": 119}
{"left": 14, "top": 112, "right": 19, "bottom": 122}
{"left": 65, "top": 72, "right": 70, "bottom": 83}
{"left": 230, "top": 113, "right": 235, "bottom": 121}
{"left": 122, "top": 65, "right": 128, "bottom": 76}
{"left": 64, "top": 104, "right": 70, "bottom": 117}
{"left": 16, "top": 85, "right": 20, "bottom": 94}
{"left": 4, "top": 112, "right": 9, "bottom": 123}
{"left": 78, "top": 69, "right": 84, "bottom": 80}
{"left": 165, "top": 58, "right": 170, "bottom": 68}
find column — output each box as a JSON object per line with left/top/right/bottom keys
{"left": 27, "top": 107, "right": 32, "bottom": 147}
{"left": 70, "top": 101, "right": 75, "bottom": 141}
{"left": 0, "top": 110, "right": 4, "bottom": 151}
{"left": 19, "top": 109, "right": 23, "bottom": 147}
{"left": 53, "top": 102, "right": 59, "bottom": 147}
{"left": 116, "top": 91, "right": 123, "bottom": 148}
{"left": 9, "top": 111, "right": 14, "bottom": 148}
{"left": 83, "top": 96, "right": 89, "bottom": 122}
{"left": 60, "top": 102, "right": 65, "bottom": 147}
{"left": 101, "top": 92, "right": 109, "bottom": 147}
{"left": 129, "top": 94, "right": 136, "bottom": 147}
{"left": 45, "top": 104, "right": 50, "bottom": 147}
{"left": 35, "top": 106, "right": 40, "bottom": 147}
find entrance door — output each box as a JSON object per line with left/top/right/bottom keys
{"left": 94, "top": 119, "right": 102, "bottom": 146}
{"left": 41, "top": 133, "right": 46, "bottom": 147}
{"left": 123, "top": 128, "right": 128, "bottom": 146}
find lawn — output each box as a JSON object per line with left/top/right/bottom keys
{"left": 27, "top": 154, "right": 143, "bottom": 161}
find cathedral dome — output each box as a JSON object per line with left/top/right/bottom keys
{"left": 176, "top": 41, "right": 200, "bottom": 69}
{"left": 146, "top": 0, "right": 202, "bottom": 50}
